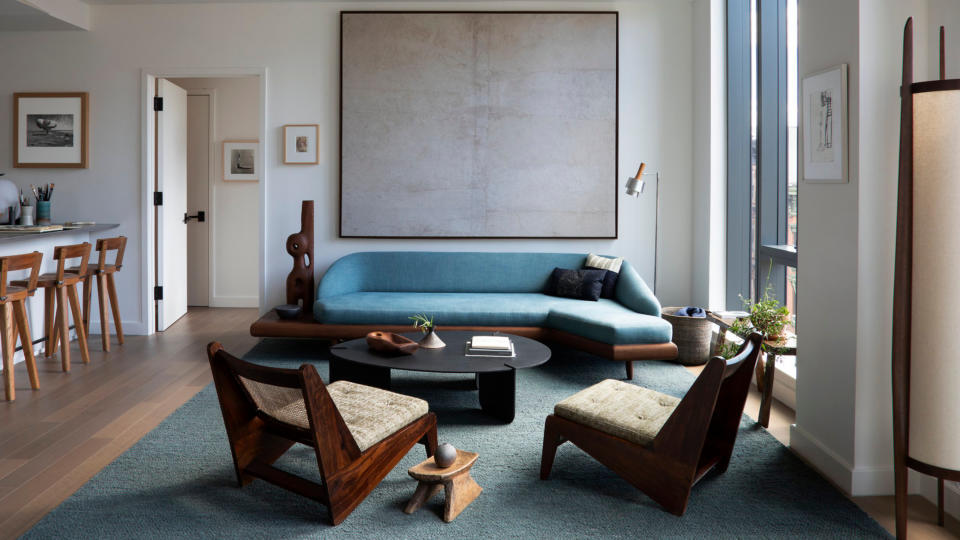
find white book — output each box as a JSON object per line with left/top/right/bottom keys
{"left": 471, "top": 335, "right": 511, "bottom": 350}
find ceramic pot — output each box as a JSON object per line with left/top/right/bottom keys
{"left": 419, "top": 328, "right": 446, "bottom": 349}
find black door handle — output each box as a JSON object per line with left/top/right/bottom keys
{"left": 184, "top": 210, "right": 206, "bottom": 223}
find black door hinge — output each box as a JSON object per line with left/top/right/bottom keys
{"left": 154, "top": 192, "right": 163, "bottom": 206}
{"left": 154, "top": 286, "right": 163, "bottom": 301}
{"left": 154, "top": 96, "right": 163, "bottom": 111}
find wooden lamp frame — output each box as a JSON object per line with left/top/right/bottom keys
{"left": 892, "top": 17, "right": 960, "bottom": 539}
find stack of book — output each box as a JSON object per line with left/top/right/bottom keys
{"left": 465, "top": 335, "right": 515, "bottom": 358}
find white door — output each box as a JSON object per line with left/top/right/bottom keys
{"left": 155, "top": 78, "right": 188, "bottom": 331}
{"left": 186, "top": 93, "right": 210, "bottom": 306}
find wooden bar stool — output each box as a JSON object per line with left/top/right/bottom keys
{"left": 78, "top": 236, "right": 126, "bottom": 352}
{"left": 1, "top": 252, "right": 42, "bottom": 401}
{"left": 14, "top": 243, "right": 92, "bottom": 372}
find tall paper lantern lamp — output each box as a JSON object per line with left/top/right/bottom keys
{"left": 892, "top": 18, "right": 960, "bottom": 539}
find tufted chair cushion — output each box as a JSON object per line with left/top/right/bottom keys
{"left": 554, "top": 379, "right": 680, "bottom": 446}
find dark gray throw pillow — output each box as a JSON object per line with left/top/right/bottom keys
{"left": 545, "top": 268, "right": 605, "bottom": 301}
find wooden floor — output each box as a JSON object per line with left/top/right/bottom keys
{"left": 0, "top": 307, "right": 260, "bottom": 540}
{"left": 0, "top": 309, "right": 954, "bottom": 538}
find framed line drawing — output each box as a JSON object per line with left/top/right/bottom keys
{"left": 283, "top": 124, "right": 319, "bottom": 164}
{"left": 802, "top": 64, "right": 848, "bottom": 183}
{"left": 223, "top": 139, "right": 259, "bottom": 182}
{"left": 14, "top": 92, "right": 89, "bottom": 168}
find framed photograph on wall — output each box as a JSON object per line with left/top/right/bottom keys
{"left": 283, "top": 124, "right": 319, "bottom": 164}
{"left": 223, "top": 140, "right": 259, "bottom": 181}
{"left": 802, "top": 64, "right": 848, "bottom": 183}
{"left": 14, "top": 92, "right": 89, "bottom": 168}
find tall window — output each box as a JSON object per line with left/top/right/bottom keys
{"left": 728, "top": 0, "right": 799, "bottom": 386}
{"left": 727, "top": 0, "right": 798, "bottom": 324}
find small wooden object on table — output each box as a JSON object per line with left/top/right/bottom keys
{"left": 706, "top": 311, "right": 797, "bottom": 428}
{"left": 404, "top": 449, "right": 482, "bottom": 522}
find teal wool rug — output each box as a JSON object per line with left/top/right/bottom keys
{"left": 23, "top": 339, "right": 890, "bottom": 539}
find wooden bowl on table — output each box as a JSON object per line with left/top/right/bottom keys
{"left": 366, "top": 331, "right": 419, "bottom": 355}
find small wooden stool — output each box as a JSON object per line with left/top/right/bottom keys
{"left": 76, "top": 236, "right": 126, "bottom": 351}
{"left": 0, "top": 252, "right": 42, "bottom": 401}
{"left": 13, "top": 243, "right": 92, "bottom": 371}
{"left": 404, "top": 450, "right": 482, "bottom": 523}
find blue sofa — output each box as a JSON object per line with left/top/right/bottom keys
{"left": 309, "top": 252, "right": 677, "bottom": 378}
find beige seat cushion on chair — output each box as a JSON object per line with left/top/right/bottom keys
{"left": 554, "top": 379, "right": 681, "bottom": 446}
{"left": 240, "top": 378, "right": 429, "bottom": 452}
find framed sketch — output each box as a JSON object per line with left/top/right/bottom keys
{"left": 223, "top": 140, "right": 258, "bottom": 182}
{"left": 14, "top": 92, "right": 89, "bottom": 168}
{"left": 283, "top": 124, "right": 319, "bottom": 164}
{"left": 340, "top": 11, "right": 618, "bottom": 238}
{"left": 802, "top": 65, "right": 847, "bottom": 183}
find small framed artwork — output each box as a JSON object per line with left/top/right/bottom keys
{"left": 223, "top": 140, "right": 259, "bottom": 182}
{"left": 802, "top": 64, "right": 848, "bottom": 183}
{"left": 14, "top": 92, "right": 89, "bottom": 168}
{"left": 283, "top": 124, "right": 319, "bottom": 164}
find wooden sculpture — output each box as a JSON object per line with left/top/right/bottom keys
{"left": 286, "top": 201, "right": 314, "bottom": 311}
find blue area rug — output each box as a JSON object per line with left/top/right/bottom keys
{"left": 23, "top": 339, "right": 890, "bottom": 538}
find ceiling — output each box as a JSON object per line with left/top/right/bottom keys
{"left": 0, "top": 0, "right": 83, "bottom": 30}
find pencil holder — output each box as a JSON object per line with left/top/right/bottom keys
{"left": 36, "top": 201, "right": 51, "bottom": 225}
{"left": 20, "top": 205, "right": 35, "bottom": 226}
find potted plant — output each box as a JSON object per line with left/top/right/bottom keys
{"left": 409, "top": 313, "right": 446, "bottom": 349}
{"left": 717, "top": 284, "right": 792, "bottom": 359}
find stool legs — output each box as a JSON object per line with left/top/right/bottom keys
{"left": 2, "top": 303, "right": 15, "bottom": 400}
{"left": 106, "top": 273, "right": 123, "bottom": 345}
{"left": 66, "top": 284, "right": 91, "bottom": 365}
{"left": 97, "top": 274, "right": 110, "bottom": 352}
{"left": 56, "top": 287, "right": 70, "bottom": 371}
{"left": 43, "top": 287, "right": 55, "bottom": 358}
{"left": 82, "top": 274, "right": 93, "bottom": 336}
{"left": 14, "top": 300, "right": 39, "bottom": 391}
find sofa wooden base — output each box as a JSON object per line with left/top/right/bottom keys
{"left": 250, "top": 310, "right": 678, "bottom": 379}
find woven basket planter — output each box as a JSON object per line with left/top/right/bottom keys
{"left": 661, "top": 307, "right": 715, "bottom": 366}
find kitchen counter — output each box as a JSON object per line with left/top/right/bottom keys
{"left": 0, "top": 223, "right": 119, "bottom": 242}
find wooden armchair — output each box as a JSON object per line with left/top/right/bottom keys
{"left": 206, "top": 342, "right": 438, "bottom": 525}
{"left": 540, "top": 332, "right": 763, "bottom": 516}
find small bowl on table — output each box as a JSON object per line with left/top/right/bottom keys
{"left": 275, "top": 304, "right": 302, "bottom": 320}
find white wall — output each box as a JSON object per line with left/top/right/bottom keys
{"left": 0, "top": 0, "right": 699, "bottom": 337}
{"left": 169, "top": 77, "right": 260, "bottom": 308}
{"left": 691, "top": 0, "right": 726, "bottom": 310}
{"left": 791, "top": 0, "right": 862, "bottom": 489}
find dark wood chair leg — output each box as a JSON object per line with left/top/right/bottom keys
{"left": 625, "top": 361, "right": 634, "bottom": 380}
{"left": 540, "top": 415, "right": 566, "bottom": 480}
{"left": 422, "top": 425, "right": 438, "bottom": 457}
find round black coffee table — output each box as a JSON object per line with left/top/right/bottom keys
{"left": 328, "top": 331, "right": 551, "bottom": 422}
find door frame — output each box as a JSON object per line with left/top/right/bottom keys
{"left": 140, "top": 67, "right": 267, "bottom": 335}
{"left": 185, "top": 88, "right": 217, "bottom": 307}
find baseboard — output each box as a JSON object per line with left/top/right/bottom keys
{"left": 851, "top": 465, "right": 895, "bottom": 496}
{"left": 789, "top": 423, "right": 854, "bottom": 494}
{"left": 210, "top": 296, "right": 258, "bottom": 308}
{"left": 86, "top": 320, "right": 149, "bottom": 336}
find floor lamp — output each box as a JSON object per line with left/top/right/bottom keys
{"left": 892, "top": 18, "right": 960, "bottom": 539}
{"left": 625, "top": 162, "right": 660, "bottom": 295}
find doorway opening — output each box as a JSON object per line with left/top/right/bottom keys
{"left": 144, "top": 72, "right": 264, "bottom": 333}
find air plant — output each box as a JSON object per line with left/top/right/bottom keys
{"left": 408, "top": 313, "right": 435, "bottom": 334}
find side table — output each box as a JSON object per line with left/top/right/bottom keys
{"left": 706, "top": 312, "right": 797, "bottom": 428}
{"left": 404, "top": 449, "right": 482, "bottom": 522}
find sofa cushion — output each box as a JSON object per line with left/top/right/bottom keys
{"left": 547, "top": 300, "right": 673, "bottom": 345}
{"left": 545, "top": 268, "right": 605, "bottom": 301}
{"left": 554, "top": 378, "right": 680, "bottom": 446}
{"left": 316, "top": 292, "right": 558, "bottom": 326}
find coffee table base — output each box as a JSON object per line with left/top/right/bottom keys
{"left": 329, "top": 358, "right": 517, "bottom": 423}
